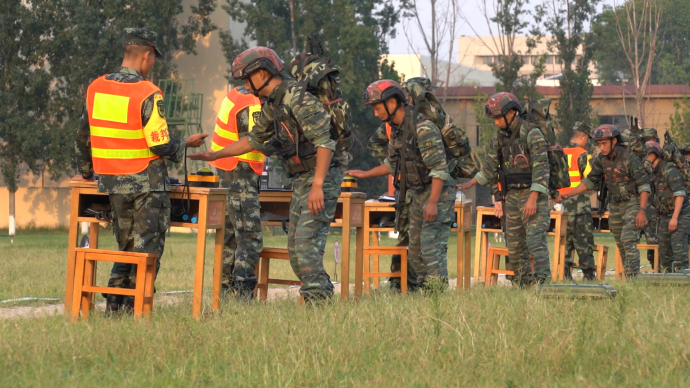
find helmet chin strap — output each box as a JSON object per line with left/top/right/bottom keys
{"left": 502, "top": 111, "right": 517, "bottom": 130}
{"left": 384, "top": 98, "right": 402, "bottom": 124}
{"left": 248, "top": 74, "right": 274, "bottom": 97}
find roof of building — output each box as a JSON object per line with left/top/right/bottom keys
{"left": 437, "top": 84, "right": 690, "bottom": 99}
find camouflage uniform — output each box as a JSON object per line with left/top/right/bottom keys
{"left": 76, "top": 59, "right": 183, "bottom": 305}
{"left": 649, "top": 159, "right": 690, "bottom": 272}
{"left": 583, "top": 145, "right": 651, "bottom": 276}
{"left": 247, "top": 79, "right": 349, "bottom": 301}
{"left": 563, "top": 142, "right": 595, "bottom": 272}
{"left": 384, "top": 109, "right": 454, "bottom": 287}
{"left": 215, "top": 88, "right": 263, "bottom": 296}
{"left": 369, "top": 123, "right": 418, "bottom": 290}
{"left": 475, "top": 117, "right": 551, "bottom": 285}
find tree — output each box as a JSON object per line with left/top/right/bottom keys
{"left": 221, "top": 0, "right": 401, "bottom": 197}
{"left": 667, "top": 96, "right": 690, "bottom": 145}
{"left": 0, "top": 1, "right": 52, "bottom": 236}
{"left": 460, "top": 0, "right": 546, "bottom": 101}
{"left": 537, "top": 0, "right": 599, "bottom": 144}
{"left": 472, "top": 90, "right": 496, "bottom": 160}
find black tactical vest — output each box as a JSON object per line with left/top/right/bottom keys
{"left": 652, "top": 160, "right": 675, "bottom": 214}
{"left": 498, "top": 120, "right": 533, "bottom": 190}
{"left": 391, "top": 108, "right": 433, "bottom": 189}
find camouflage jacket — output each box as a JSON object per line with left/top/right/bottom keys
{"left": 583, "top": 145, "right": 651, "bottom": 200}
{"left": 369, "top": 123, "right": 389, "bottom": 165}
{"left": 384, "top": 108, "right": 452, "bottom": 187}
{"left": 247, "top": 79, "right": 349, "bottom": 165}
{"left": 76, "top": 66, "right": 185, "bottom": 194}
{"left": 474, "top": 117, "right": 550, "bottom": 195}
{"left": 650, "top": 159, "right": 689, "bottom": 216}
{"left": 563, "top": 142, "right": 592, "bottom": 215}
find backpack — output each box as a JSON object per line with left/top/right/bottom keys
{"left": 520, "top": 98, "right": 571, "bottom": 191}
{"left": 663, "top": 132, "right": 690, "bottom": 194}
{"left": 288, "top": 34, "right": 352, "bottom": 155}
{"left": 402, "top": 77, "right": 481, "bottom": 179}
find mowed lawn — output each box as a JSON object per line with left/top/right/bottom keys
{"left": 2, "top": 228, "right": 689, "bottom": 386}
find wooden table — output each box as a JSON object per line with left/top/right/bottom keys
{"left": 66, "top": 180, "right": 227, "bottom": 319}
{"left": 257, "top": 190, "right": 366, "bottom": 299}
{"left": 362, "top": 200, "right": 473, "bottom": 292}
{"left": 472, "top": 206, "right": 567, "bottom": 284}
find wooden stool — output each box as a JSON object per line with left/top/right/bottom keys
{"left": 614, "top": 244, "right": 660, "bottom": 279}
{"left": 256, "top": 248, "right": 302, "bottom": 303}
{"left": 484, "top": 247, "right": 535, "bottom": 286}
{"left": 363, "top": 246, "right": 408, "bottom": 294}
{"left": 71, "top": 248, "right": 156, "bottom": 322}
{"left": 558, "top": 244, "right": 609, "bottom": 281}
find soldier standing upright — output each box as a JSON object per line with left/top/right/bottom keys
{"left": 560, "top": 122, "right": 596, "bottom": 280}
{"left": 188, "top": 47, "right": 349, "bottom": 302}
{"left": 208, "top": 86, "right": 264, "bottom": 299}
{"left": 557, "top": 125, "right": 650, "bottom": 278}
{"left": 75, "top": 28, "right": 206, "bottom": 313}
{"left": 460, "top": 92, "right": 552, "bottom": 286}
{"left": 645, "top": 141, "right": 690, "bottom": 272}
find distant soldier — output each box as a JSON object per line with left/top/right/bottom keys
{"left": 188, "top": 47, "right": 349, "bottom": 302}
{"left": 560, "top": 122, "right": 596, "bottom": 280}
{"left": 645, "top": 141, "right": 689, "bottom": 272}
{"left": 460, "top": 92, "right": 552, "bottom": 286}
{"left": 558, "top": 125, "right": 650, "bottom": 278}
{"left": 682, "top": 142, "right": 690, "bottom": 163}
{"left": 208, "top": 86, "right": 264, "bottom": 299}
{"left": 75, "top": 28, "right": 206, "bottom": 313}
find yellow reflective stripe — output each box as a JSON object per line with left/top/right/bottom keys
{"left": 90, "top": 126, "right": 144, "bottom": 139}
{"left": 214, "top": 124, "right": 239, "bottom": 141}
{"left": 247, "top": 104, "right": 262, "bottom": 132}
{"left": 583, "top": 155, "right": 592, "bottom": 177}
{"left": 211, "top": 142, "right": 224, "bottom": 152}
{"left": 569, "top": 170, "right": 580, "bottom": 177}
{"left": 217, "top": 97, "right": 235, "bottom": 125}
{"left": 237, "top": 151, "right": 264, "bottom": 162}
{"left": 92, "top": 93, "right": 129, "bottom": 123}
{"left": 92, "top": 148, "right": 156, "bottom": 159}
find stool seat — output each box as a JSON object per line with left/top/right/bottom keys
{"left": 485, "top": 247, "right": 510, "bottom": 286}
{"left": 363, "top": 246, "right": 408, "bottom": 294}
{"left": 71, "top": 248, "right": 156, "bottom": 322}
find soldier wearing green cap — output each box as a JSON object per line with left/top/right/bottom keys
{"left": 75, "top": 28, "right": 207, "bottom": 313}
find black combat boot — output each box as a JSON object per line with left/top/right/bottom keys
{"left": 648, "top": 250, "right": 655, "bottom": 269}
{"left": 563, "top": 263, "right": 574, "bottom": 281}
{"left": 233, "top": 280, "right": 257, "bottom": 302}
{"left": 582, "top": 268, "right": 597, "bottom": 281}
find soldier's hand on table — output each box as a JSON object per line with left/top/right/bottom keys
{"left": 494, "top": 201, "right": 503, "bottom": 218}
{"left": 423, "top": 201, "right": 438, "bottom": 222}
{"left": 635, "top": 209, "right": 647, "bottom": 229}
{"left": 523, "top": 197, "right": 537, "bottom": 219}
{"left": 187, "top": 151, "right": 216, "bottom": 161}
{"left": 554, "top": 194, "right": 565, "bottom": 203}
{"left": 308, "top": 186, "right": 325, "bottom": 215}
{"left": 669, "top": 217, "right": 678, "bottom": 232}
{"left": 344, "top": 170, "right": 368, "bottom": 179}
{"left": 185, "top": 133, "right": 208, "bottom": 148}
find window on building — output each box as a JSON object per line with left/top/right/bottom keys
{"left": 598, "top": 115, "right": 631, "bottom": 129}
{"left": 522, "top": 55, "right": 531, "bottom": 65}
{"left": 482, "top": 56, "right": 495, "bottom": 65}
{"left": 544, "top": 55, "right": 554, "bottom": 64}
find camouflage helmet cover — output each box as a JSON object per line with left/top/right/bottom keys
{"left": 362, "top": 79, "right": 408, "bottom": 105}
{"left": 645, "top": 140, "right": 663, "bottom": 157}
{"left": 231, "top": 47, "right": 285, "bottom": 80}
{"left": 573, "top": 121, "right": 592, "bottom": 137}
{"left": 485, "top": 92, "right": 522, "bottom": 118}
{"left": 641, "top": 127, "right": 659, "bottom": 141}
{"left": 592, "top": 124, "right": 621, "bottom": 141}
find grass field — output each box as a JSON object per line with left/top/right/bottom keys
{"left": 2, "top": 228, "right": 689, "bottom": 386}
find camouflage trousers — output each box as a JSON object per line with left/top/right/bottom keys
{"left": 390, "top": 189, "right": 419, "bottom": 289}
{"left": 505, "top": 189, "right": 551, "bottom": 284}
{"left": 609, "top": 197, "right": 642, "bottom": 276}
{"left": 641, "top": 205, "right": 659, "bottom": 266}
{"left": 287, "top": 164, "right": 344, "bottom": 299}
{"left": 218, "top": 171, "right": 263, "bottom": 289}
{"left": 564, "top": 213, "right": 595, "bottom": 270}
{"left": 407, "top": 184, "right": 455, "bottom": 286}
{"left": 657, "top": 212, "right": 690, "bottom": 272}
{"left": 108, "top": 191, "right": 170, "bottom": 288}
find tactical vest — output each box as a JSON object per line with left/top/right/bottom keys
{"left": 498, "top": 122, "right": 532, "bottom": 191}
{"left": 209, "top": 88, "right": 265, "bottom": 175}
{"left": 602, "top": 146, "right": 637, "bottom": 202}
{"left": 389, "top": 110, "right": 433, "bottom": 189}
{"left": 86, "top": 76, "right": 160, "bottom": 175}
{"left": 652, "top": 160, "right": 676, "bottom": 214}
{"left": 558, "top": 146, "right": 589, "bottom": 194}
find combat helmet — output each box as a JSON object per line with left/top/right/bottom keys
{"left": 641, "top": 128, "right": 659, "bottom": 142}
{"left": 592, "top": 124, "right": 621, "bottom": 141}
{"left": 645, "top": 140, "right": 663, "bottom": 157}
{"left": 362, "top": 79, "right": 408, "bottom": 122}
{"left": 485, "top": 92, "right": 522, "bottom": 118}
{"left": 231, "top": 47, "right": 285, "bottom": 95}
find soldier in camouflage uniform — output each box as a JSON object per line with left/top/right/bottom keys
{"left": 345, "top": 80, "right": 454, "bottom": 288}
{"left": 208, "top": 86, "right": 264, "bottom": 299}
{"left": 559, "top": 125, "right": 650, "bottom": 277}
{"left": 562, "top": 122, "right": 596, "bottom": 280}
{"left": 645, "top": 141, "right": 690, "bottom": 272}
{"left": 682, "top": 142, "right": 690, "bottom": 163}
{"left": 461, "top": 92, "right": 551, "bottom": 286}
{"left": 188, "top": 47, "right": 349, "bottom": 302}
{"left": 75, "top": 28, "right": 206, "bottom": 312}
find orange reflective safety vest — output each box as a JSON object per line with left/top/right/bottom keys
{"left": 209, "top": 88, "right": 265, "bottom": 175}
{"left": 86, "top": 76, "right": 161, "bottom": 175}
{"left": 558, "top": 146, "right": 592, "bottom": 194}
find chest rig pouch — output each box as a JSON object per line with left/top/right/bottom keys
{"left": 498, "top": 126, "right": 532, "bottom": 189}
{"left": 602, "top": 147, "right": 637, "bottom": 203}
{"left": 654, "top": 162, "right": 675, "bottom": 214}
{"left": 391, "top": 110, "right": 433, "bottom": 190}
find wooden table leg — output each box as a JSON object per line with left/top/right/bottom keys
{"left": 551, "top": 214, "right": 563, "bottom": 282}
{"left": 463, "top": 230, "right": 471, "bottom": 290}
{"left": 340, "top": 200, "right": 351, "bottom": 300}
{"left": 212, "top": 226, "right": 223, "bottom": 312}
{"left": 473, "top": 211, "right": 484, "bottom": 283}
{"left": 354, "top": 226, "right": 364, "bottom": 298}
{"left": 193, "top": 196, "right": 208, "bottom": 320}
{"left": 65, "top": 187, "right": 81, "bottom": 313}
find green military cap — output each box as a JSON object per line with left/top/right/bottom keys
{"left": 641, "top": 127, "right": 658, "bottom": 140}
{"left": 681, "top": 142, "right": 690, "bottom": 155}
{"left": 572, "top": 121, "right": 592, "bottom": 137}
{"left": 122, "top": 27, "right": 162, "bottom": 57}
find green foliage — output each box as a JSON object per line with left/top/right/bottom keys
{"left": 472, "top": 90, "right": 496, "bottom": 160}
{"left": 668, "top": 96, "right": 690, "bottom": 144}
{"left": 0, "top": 1, "right": 52, "bottom": 193}
{"left": 221, "top": 0, "right": 401, "bottom": 197}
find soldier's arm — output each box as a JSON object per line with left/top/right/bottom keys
{"left": 417, "top": 121, "right": 449, "bottom": 182}
{"left": 144, "top": 93, "right": 186, "bottom": 163}
{"left": 581, "top": 154, "right": 603, "bottom": 191}
{"left": 667, "top": 164, "right": 687, "bottom": 198}
{"left": 246, "top": 102, "right": 277, "bottom": 153}
{"left": 526, "top": 127, "right": 549, "bottom": 194}
{"left": 75, "top": 107, "right": 94, "bottom": 178}
{"left": 473, "top": 132, "right": 500, "bottom": 187}
{"left": 368, "top": 124, "right": 390, "bottom": 165}
{"left": 629, "top": 153, "right": 652, "bottom": 194}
